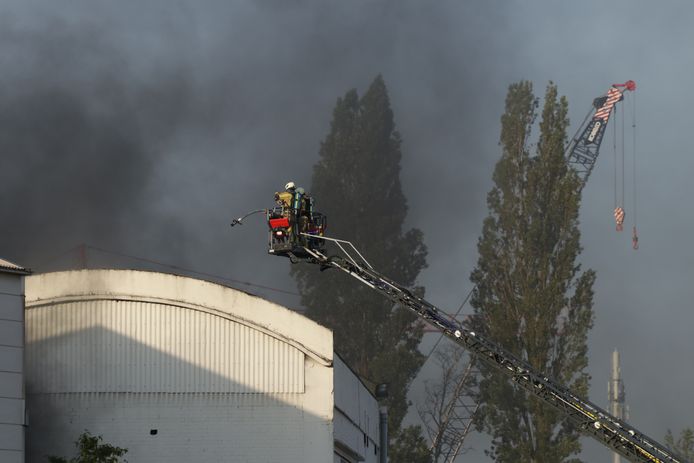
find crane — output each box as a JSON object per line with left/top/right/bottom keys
{"left": 565, "top": 80, "right": 635, "bottom": 185}
{"left": 566, "top": 80, "right": 637, "bottom": 236}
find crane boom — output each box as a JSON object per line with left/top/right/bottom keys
{"left": 566, "top": 80, "right": 636, "bottom": 185}
{"left": 299, "top": 235, "right": 682, "bottom": 463}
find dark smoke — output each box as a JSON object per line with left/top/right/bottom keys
{"left": 0, "top": 16, "right": 193, "bottom": 269}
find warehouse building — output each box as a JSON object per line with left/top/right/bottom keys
{"left": 24, "top": 269, "right": 380, "bottom": 463}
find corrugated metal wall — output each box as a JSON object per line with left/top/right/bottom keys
{"left": 26, "top": 299, "right": 304, "bottom": 394}
{"left": 0, "top": 272, "right": 25, "bottom": 463}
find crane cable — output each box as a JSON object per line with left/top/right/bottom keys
{"left": 611, "top": 90, "right": 639, "bottom": 247}
{"left": 613, "top": 103, "right": 625, "bottom": 232}
{"left": 622, "top": 100, "right": 626, "bottom": 227}
{"left": 632, "top": 91, "right": 639, "bottom": 250}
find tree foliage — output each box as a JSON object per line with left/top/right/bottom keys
{"left": 291, "top": 75, "right": 427, "bottom": 446}
{"left": 389, "top": 425, "right": 433, "bottom": 463}
{"left": 48, "top": 431, "right": 128, "bottom": 463}
{"left": 468, "top": 81, "right": 595, "bottom": 462}
{"left": 665, "top": 428, "right": 694, "bottom": 461}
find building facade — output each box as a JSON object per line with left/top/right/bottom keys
{"left": 24, "top": 269, "right": 379, "bottom": 463}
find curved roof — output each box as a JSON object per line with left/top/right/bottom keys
{"left": 25, "top": 269, "right": 332, "bottom": 365}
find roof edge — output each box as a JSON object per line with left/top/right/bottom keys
{"left": 0, "top": 257, "right": 31, "bottom": 275}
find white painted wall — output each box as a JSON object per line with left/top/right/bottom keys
{"left": 25, "top": 270, "right": 334, "bottom": 463}
{"left": 0, "top": 270, "right": 26, "bottom": 463}
{"left": 27, "top": 361, "right": 332, "bottom": 462}
{"left": 334, "top": 355, "right": 380, "bottom": 463}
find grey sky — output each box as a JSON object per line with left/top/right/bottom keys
{"left": 2, "top": 1, "right": 692, "bottom": 460}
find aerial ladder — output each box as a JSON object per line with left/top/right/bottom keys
{"left": 233, "top": 81, "right": 680, "bottom": 462}
{"left": 292, "top": 235, "right": 683, "bottom": 463}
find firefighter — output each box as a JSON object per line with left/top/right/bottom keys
{"left": 282, "top": 182, "right": 301, "bottom": 212}
{"left": 274, "top": 182, "right": 294, "bottom": 209}
{"left": 277, "top": 181, "right": 308, "bottom": 243}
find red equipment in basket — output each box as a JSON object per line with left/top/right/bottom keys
{"left": 269, "top": 217, "right": 290, "bottom": 229}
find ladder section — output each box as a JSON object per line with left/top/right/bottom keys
{"left": 301, "top": 239, "right": 682, "bottom": 463}
{"left": 425, "top": 357, "right": 480, "bottom": 463}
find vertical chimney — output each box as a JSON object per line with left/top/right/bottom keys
{"left": 608, "top": 349, "right": 626, "bottom": 463}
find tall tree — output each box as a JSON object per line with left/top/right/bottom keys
{"left": 665, "top": 428, "right": 694, "bottom": 461}
{"left": 292, "top": 75, "right": 428, "bottom": 450}
{"left": 468, "top": 81, "right": 595, "bottom": 462}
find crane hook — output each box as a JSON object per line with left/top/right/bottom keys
{"left": 614, "top": 207, "right": 625, "bottom": 232}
